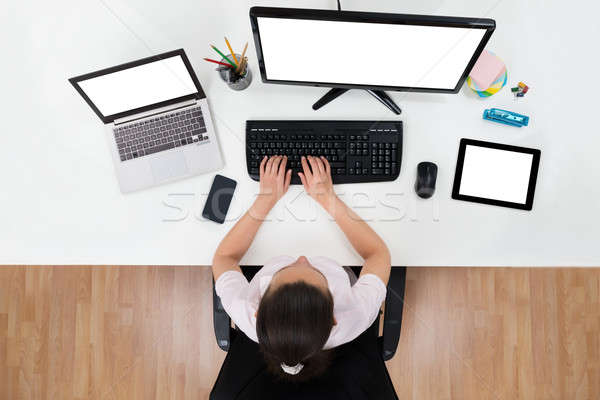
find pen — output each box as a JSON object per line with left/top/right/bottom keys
{"left": 224, "top": 37, "right": 239, "bottom": 66}
{"left": 211, "top": 45, "right": 237, "bottom": 68}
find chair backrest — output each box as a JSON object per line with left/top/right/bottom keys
{"left": 211, "top": 265, "right": 405, "bottom": 400}
{"left": 211, "top": 321, "right": 398, "bottom": 400}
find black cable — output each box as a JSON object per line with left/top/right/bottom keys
{"left": 337, "top": 0, "right": 341, "bottom": 11}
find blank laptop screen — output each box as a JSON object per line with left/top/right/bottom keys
{"left": 77, "top": 55, "right": 197, "bottom": 117}
{"left": 459, "top": 145, "right": 534, "bottom": 204}
{"left": 256, "top": 17, "right": 488, "bottom": 90}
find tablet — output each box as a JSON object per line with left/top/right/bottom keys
{"left": 452, "top": 139, "right": 541, "bottom": 210}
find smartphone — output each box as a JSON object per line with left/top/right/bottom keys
{"left": 202, "top": 175, "right": 237, "bottom": 224}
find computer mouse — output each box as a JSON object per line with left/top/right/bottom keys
{"left": 415, "top": 162, "right": 438, "bottom": 199}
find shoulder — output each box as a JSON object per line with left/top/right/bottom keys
{"left": 215, "top": 270, "right": 247, "bottom": 297}
{"left": 214, "top": 256, "right": 296, "bottom": 343}
{"left": 325, "top": 273, "right": 387, "bottom": 348}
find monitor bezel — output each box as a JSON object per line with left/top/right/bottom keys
{"left": 68, "top": 49, "right": 205, "bottom": 124}
{"left": 249, "top": 7, "right": 495, "bottom": 94}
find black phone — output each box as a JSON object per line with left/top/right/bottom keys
{"left": 202, "top": 175, "right": 237, "bottom": 224}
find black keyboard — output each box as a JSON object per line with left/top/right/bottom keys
{"left": 246, "top": 121, "right": 402, "bottom": 184}
{"left": 114, "top": 106, "right": 208, "bottom": 162}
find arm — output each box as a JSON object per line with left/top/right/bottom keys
{"left": 212, "top": 155, "right": 292, "bottom": 281}
{"left": 298, "top": 156, "right": 391, "bottom": 285}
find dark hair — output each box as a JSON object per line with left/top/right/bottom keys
{"left": 256, "top": 281, "right": 335, "bottom": 382}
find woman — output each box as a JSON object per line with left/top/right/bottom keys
{"left": 213, "top": 155, "right": 391, "bottom": 381}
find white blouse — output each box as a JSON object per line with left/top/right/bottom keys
{"left": 215, "top": 255, "right": 387, "bottom": 349}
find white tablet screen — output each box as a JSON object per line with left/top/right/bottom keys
{"left": 459, "top": 145, "right": 534, "bottom": 204}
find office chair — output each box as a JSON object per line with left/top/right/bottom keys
{"left": 210, "top": 265, "right": 406, "bottom": 400}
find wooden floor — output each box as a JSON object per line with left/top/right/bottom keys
{"left": 1, "top": 267, "right": 599, "bottom": 400}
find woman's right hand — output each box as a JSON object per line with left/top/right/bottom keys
{"left": 298, "top": 156, "right": 337, "bottom": 210}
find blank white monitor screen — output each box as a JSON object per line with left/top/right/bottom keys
{"left": 459, "top": 145, "right": 534, "bottom": 204}
{"left": 256, "top": 17, "right": 487, "bottom": 89}
{"left": 77, "top": 55, "right": 197, "bottom": 117}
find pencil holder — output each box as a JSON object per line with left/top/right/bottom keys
{"left": 218, "top": 53, "right": 252, "bottom": 91}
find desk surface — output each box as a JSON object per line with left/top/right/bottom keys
{"left": 2, "top": 0, "right": 599, "bottom": 266}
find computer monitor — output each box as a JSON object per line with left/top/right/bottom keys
{"left": 250, "top": 7, "right": 495, "bottom": 112}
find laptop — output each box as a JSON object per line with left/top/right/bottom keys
{"left": 69, "top": 49, "right": 223, "bottom": 193}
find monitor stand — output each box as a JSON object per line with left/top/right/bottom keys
{"left": 311, "top": 88, "right": 402, "bottom": 115}
{"left": 311, "top": 0, "right": 402, "bottom": 115}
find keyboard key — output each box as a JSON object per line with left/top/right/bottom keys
{"left": 146, "top": 142, "right": 175, "bottom": 155}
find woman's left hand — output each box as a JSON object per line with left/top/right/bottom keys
{"left": 257, "top": 155, "right": 292, "bottom": 209}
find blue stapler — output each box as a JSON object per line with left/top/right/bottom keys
{"left": 483, "top": 108, "right": 529, "bottom": 127}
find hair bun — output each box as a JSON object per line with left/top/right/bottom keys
{"left": 281, "top": 362, "right": 304, "bottom": 375}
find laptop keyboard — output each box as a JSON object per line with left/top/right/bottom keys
{"left": 114, "top": 106, "right": 208, "bottom": 162}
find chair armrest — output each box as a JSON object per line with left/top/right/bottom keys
{"left": 212, "top": 266, "right": 262, "bottom": 353}
{"left": 213, "top": 279, "right": 231, "bottom": 352}
{"left": 381, "top": 267, "right": 406, "bottom": 361}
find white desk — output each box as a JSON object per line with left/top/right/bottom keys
{"left": 2, "top": 0, "right": 599, "bottom": 266}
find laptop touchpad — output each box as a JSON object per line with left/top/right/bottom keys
{"left": 149, "top": 153, "right": 189, "bottom": 182}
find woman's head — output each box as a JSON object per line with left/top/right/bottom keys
{"left": 256, "top": 256, "right": 334, "bottom": 382}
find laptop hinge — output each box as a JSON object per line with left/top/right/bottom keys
{"left": 114, "top": 99, "right": 197, "bottom": 125}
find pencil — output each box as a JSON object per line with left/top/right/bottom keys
{"left": 236, "top": 42, "right": 248, "bottom": 73}
{"left": 210, "top": 45, "right": 237, "bottom": 68}
{"left": 203, "top": 58, "right": 233, "bottom": 68}
{"left": 241, "top": 42, "right": 248, "bottom": 60}
{"left": 224, "top": 37, "right": 239, "bottom": 66}
{"left": 239, "top": 57, "right": 248, "bottom": 76}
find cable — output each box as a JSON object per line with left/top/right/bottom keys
{"left": 337, "top": 0, "right": 341, "bottom": 11}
